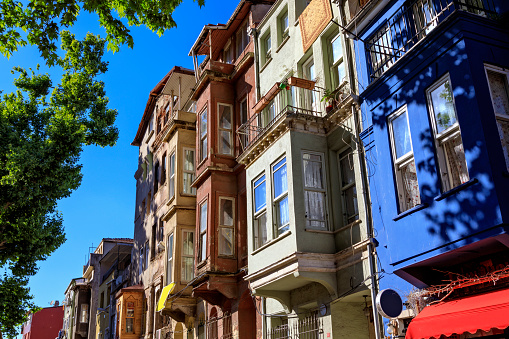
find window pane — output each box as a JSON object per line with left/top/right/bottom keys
{"left": 200, "top": 110, "right": 207, "bottom": 137}
{"left": 273, "top": 159, "right": 288, "bottom": 198}
{"left": 254, "top": 176, "right": 266, "bottom": 213}
{"left": 219, "top": 105, "right": 232, "bottom": 129}
{"left": 399, "top": 160, "right": 421, "bottom": 210}
{"left": 277, "top": 196, "right": 289, "bottom": 233}
{"left": 182, "top": 257, "right": 194, "bottom": 281}
{"left": 200, "top": 202, "right": 207, "bottom": 232}
{"left": 183, "top": 231, "right": 194, "bottom": 256}
{"left": 220, "top": 199, "right": 234, "bottom": 226}
{"left": 184, "top": 150, "right": 195, "bottom": 171}
{"left": 332, "top": 36, "right": 342, "bottom": 64}
{"left": 200, "top": 234, "right": 207, "bottom": 262}
{"left": 220, "top": 130, "right": 232, "bottom": 154}
{"left": 126, "top": 318, "right": 134, "bottom": 333}
{"left": 219, "top": 228, "right": 234, "bottom": 256}
{"left": 488, "top": 71, "right": 509, "bottom": 116}
{"left": 339, "top": 151, "right": 355, "bottom": 186}
{"left": 344, "top": 186, "right": 359, "bottom": 223}
{"left": 443, "top": 134, "right": 469, "bottom": 188}
{"left": 305, "top": 191, "right": 326, "bottom": 228}
{"left": 303, "top": 157, "right": 323, "bottom": 189}
{"left": 254, "top": 213, "right": 267, "bottom": 249}
{"left": 201, "top": 137, "right": 208, "bottom": 160}
{"left": 392, "top": 112, "right": 412, "bottom": 159}
{"left": 430, "top": 80, "right": 457, "bottom": 133}
{"left": 183, "top": 173, "right": 195, "bottom": 194}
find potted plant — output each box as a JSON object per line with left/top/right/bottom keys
{"left": 321, "top": 89, "right": 335, "bottom": 113}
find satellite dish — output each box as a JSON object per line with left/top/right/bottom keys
{"left": 375, "top": 289, "right": 403, "bottom": 318}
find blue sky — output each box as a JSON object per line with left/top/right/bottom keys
{"left": 0, "top": 0, "right": 239, "bottom": 312}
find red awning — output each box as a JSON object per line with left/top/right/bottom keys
{"left": 406, "top": 288, "right": 509, "bottom": 339}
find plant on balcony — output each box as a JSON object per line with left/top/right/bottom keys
{"left": 321, "top": 89, "right": 336, "bottom": 113}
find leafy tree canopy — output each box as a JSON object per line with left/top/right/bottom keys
{"left": 0, "top": 31, "right": 118, "bottom": 338}
{"left": 0, "top": 0, "right": 204, "bottom": 65}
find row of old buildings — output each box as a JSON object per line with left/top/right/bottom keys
{"left": 54, "top": 0, "right": 509, "bottom": 338}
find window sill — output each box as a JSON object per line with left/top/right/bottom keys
{"left": 145, "top": 130, "right": 154, "bottom": 143}
{"left": 434, "top": 178, "right": 479, "bottom": 202}
{"left": 197, "top": 260, "right": 207, "bottom": 269}
{"left": 276, "top": 36, "right": 290, "bottom": 54}
{"left": 260, "top": 58, "right": 272, "bottom": 73}
{"left": 304, "top": 228, "right": 333, "bottom": 234}
{"left": 218, "top": 255, "right": 236, "bottom": 259}
{"left": 197, "top": 156, "right": 208, "bottom": 169}
{"left": 251, "top": 230, "right": 291, "bottom": 255}
{"left": 180, "top": 192, "right": 196, "bottom": 197}
{"left": 166, "top": 195, "right": 175, "bottom": 206}
{"left": 393, "top": 203, "right": 429, "bottom": 221}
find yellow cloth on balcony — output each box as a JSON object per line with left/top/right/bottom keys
{"left": 156, "top": 283, "right": 175, "bottom": 312}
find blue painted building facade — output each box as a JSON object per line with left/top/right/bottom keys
{"left": 348, "top": 0, "right": 509, "bottom": 336}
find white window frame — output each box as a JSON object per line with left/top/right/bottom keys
{"left": 80, "top": 304, "right": 89, "bottom": 323}
{"left": 218, "top": 197, "right": 235, "bottom": 257}
{"left": 272, "top": 156, "right": 289, "bottom": 236}
{"left": 145, "top": 240, "right": 149, "bottom": 269}
{"left": 279, "top": 10, "right": 289, "bottom": 42}
{"left": 261, "top": 30, "right": 271, "bottom": 64}
{"left": 338, "top": 147, "right": 359, "bottom": 225}
{"left": 199, "top": 108, "right": 208, "bottom": 162}
{"left": 183, "top": 148, "right": 196, "bottom": 195}
{"left": 167, "top": 233, "right": 174, "bottom": 284}
{"left": 303, "top": 57, "right": 319, "bottom": 112}
{"left": 485, "top": 64, "right": 509, "bottom": 171}
{"left": 217, "top": 103, "right": 234, "bottom": 156}
{"left": 427, "top": 74, "right": 469, "bottom": 192}
{"left": 388, "top": 105, "right": 421, "bottom": 212}
{"left": 302, "top": 151, "right": 327, "bottom": 229}
{"left": 198, "top": 200, "right": 208, "bottom": 263}
{"left": 139, "top": 245, "right": 144, "bottom": 275}
{"left": 253, "top": 173, "right": 268, "bottom": 250}
{"left": 181, "top": 229, "right": 195, "bottom": 282}
{"left": 169, "top": 151, "right": 176, "bottom": 199}
{"left": 329, "top": 33, "right": 345, "bottom": 89}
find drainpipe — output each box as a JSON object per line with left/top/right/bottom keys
{"left": 351, "top": 103, "right": 382, "bottom": 339}
{"left": 252, "top": 27, "right": 261, "bottom": 101}
{"left": 339, "top": 1, "right": 382, "bottom": 337}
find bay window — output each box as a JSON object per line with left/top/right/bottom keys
{"left": 253, "top": 174, "right": 267, "bottom": 249}
{"left": 218, "top": 104, "right": 233, "bottom": 155}
{"left": 389, "top": 106, "right": 421, "bottom": 212}
{"left": 182, "top": 230, "right": 194, "bottom": 282}
{"left": 199, "top": 201, "right": 208, "bottom": 262}
{"left": 427, "top": 75, "right": 469, "bottom": 191}
{"left": 273, "top": 157, "right": 289, "bottom": 235}
{"left": 485, "top": 66, "right": 509, "bottom": 170}
{"left": 218, "top": 197, "right": 235, "bottom": 256}
{"left": 302, "top": 152, "right": 327, "bottom": 229}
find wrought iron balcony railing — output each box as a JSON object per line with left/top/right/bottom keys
{"left": 237, "top": 86, "right": 327, "bottom": 151}
{"left": 366, "top": 0, "right": 496, "bottom": 81}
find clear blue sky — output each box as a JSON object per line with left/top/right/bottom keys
{"left": 0, "top": 0, "right": 239, "bottom": 312}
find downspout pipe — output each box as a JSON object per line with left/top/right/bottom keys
{"left": 252, "top": 27, "right": 261, "bottom": 101}
{"left": 339, "top": 1, "right": 382, "bottom": 338}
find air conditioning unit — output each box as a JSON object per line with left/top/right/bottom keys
{"left": 155, "top": 329, "right": 162, "bottom": 339}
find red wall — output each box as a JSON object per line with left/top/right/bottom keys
{"left": 25, "top": 306, "right": 63, "bottom": 339}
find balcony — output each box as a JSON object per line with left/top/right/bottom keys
{"left": 366, "top": 0, "right": 497, "bottom": 81}
{"left": 237, "top": 79, "right": 354, "bottom": 160}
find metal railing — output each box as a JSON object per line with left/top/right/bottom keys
{"left": 237, "top": 87, "right": 327, "bottom": 151}
{"left": 366, "top": 0, "right": 496, "bottom": 81}
{"left": 266, "top": 314, "right": 323, "bottom": 339}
